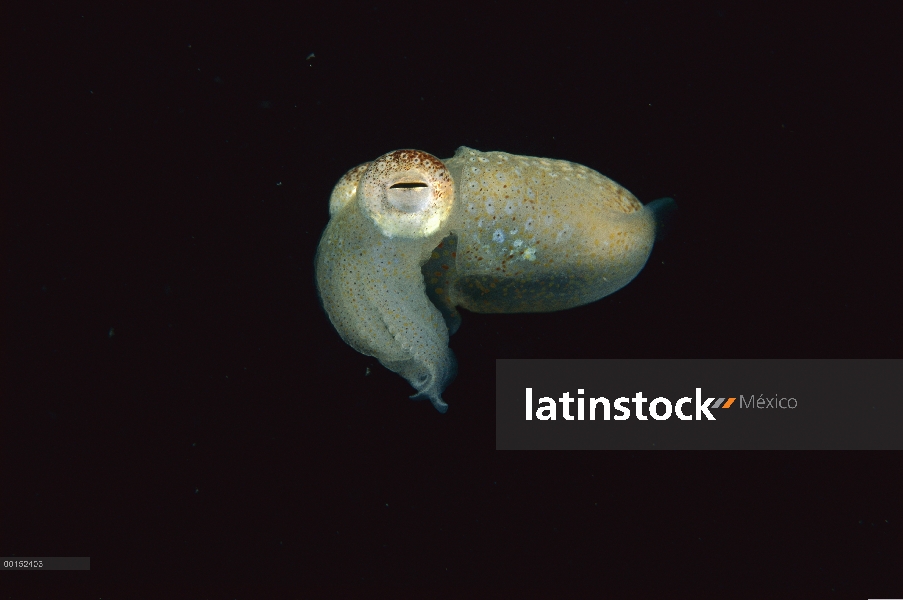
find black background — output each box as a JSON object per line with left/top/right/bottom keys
{"left": 6, "top": 1, "right": 901, "bottom": 594}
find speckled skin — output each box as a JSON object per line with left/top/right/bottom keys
{"left": 316, "top": 147, "right": 670, "bottom": 412}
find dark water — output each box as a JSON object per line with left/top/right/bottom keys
{"left": 6, "top": 3, "right": 900, "bottom": 593}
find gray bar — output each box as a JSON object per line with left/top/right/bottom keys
{"left": 1, "top": 557, "right": 90, "bottom": 570}
{"left": 497, "top": 359, "right": 903, "bottom": 450}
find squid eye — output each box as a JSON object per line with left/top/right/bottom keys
{"left": 359, "top": 150, "right": 454, "bottom": 238}
{"left": 328, "top": 162, "right": 372, "bottom": 216}
{"left": 387, "top": 182, "right": 431, "bottom": 213}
